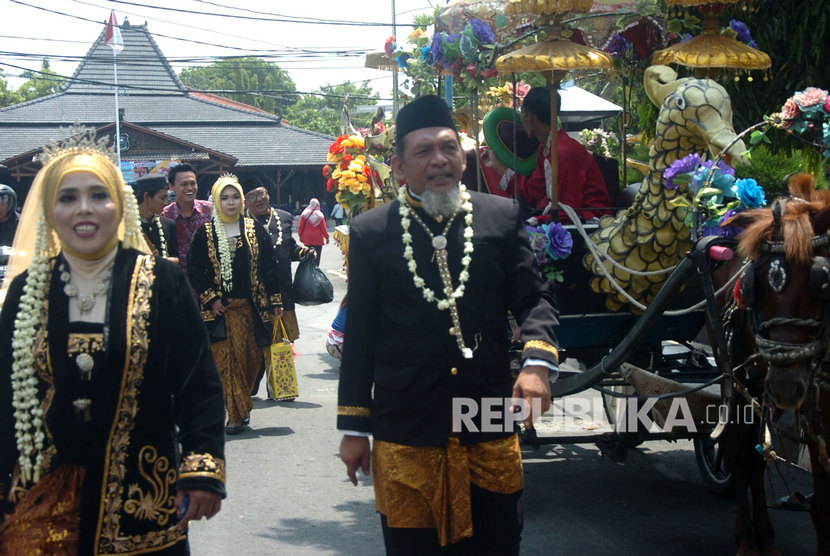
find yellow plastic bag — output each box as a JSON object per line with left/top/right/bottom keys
{"left": 267, "top": 318, "right": 299, "bottom": 401}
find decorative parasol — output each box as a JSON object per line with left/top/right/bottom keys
{"left": 494, "top": 0, "right": 613, "bottom": 214}
{"left": 652, "top": 1, "right": 771, "bottom": 74}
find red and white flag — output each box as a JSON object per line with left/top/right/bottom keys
{"left": 105, "top": 11, "right": 124, "bottom": 54}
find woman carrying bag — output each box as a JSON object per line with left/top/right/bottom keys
{"left": 188, "top": 175, "right": 282, "bottom": 435}
{"left": 297, "top": 198, "right": 329, "bottom": 266}
{"left": 0, "top": 136, "right": 226, "bottom": 554}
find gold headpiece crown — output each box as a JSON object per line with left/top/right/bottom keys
{"left": 37, "top": 124, "right": 117, "bottom": 165}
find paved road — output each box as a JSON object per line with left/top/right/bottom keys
{"left": 189, "top": 233, "right": 816, "bottom": 555}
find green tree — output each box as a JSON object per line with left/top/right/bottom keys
{"left": 0, "top": 70, "right": 23, "bottom": 107}
{"left": 15, "top": 59, "right": 64, "bottom": 102}
{"left": 284, "top": 82, "right": 378, "bottom": 136}
{"left": 179, "top": 57, "right": 297, "bottom": 116}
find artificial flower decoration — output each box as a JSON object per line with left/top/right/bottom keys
{"left": 579, "top": 128, "right": 619, "bottom": 159}
{"left": 664, "top": 157, "right": 766, "bottom": 237}
{"left": 428, "top": 18, "right": 499, "bottom": 89}
{"left": 487, "top": 81, "right": 531, "bottom": 108}
{"left": 322, "top": 134, "right": 376, "bottom": 214}
{"left": 766, "top": 87, "right": 830, "bottom": 161}
{"left": 525, "top": 220, "right": 573, "bottom": 283}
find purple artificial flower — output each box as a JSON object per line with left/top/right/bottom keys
{"left": 544, "top": 223, "right": 573, "bottom": 260}
{"left": 730, "top": 20, "right": 758, "bottom": 48}
{"left": 679, "top": 33, "right": 693, "bottom": 42}
{"left": 717, "top": 207, "right": 745, "bottom": 236}
{"left": 431, "top": 33, "right": 445, "bottom": 65}
{"left": 470, "top": 19, "right": 495, "bottom": 45}
{"left": 606, "top": 33, "right": 631, "bottom": 58}
{"left": 663, "top": 153, "right": 702, "bottom": 189}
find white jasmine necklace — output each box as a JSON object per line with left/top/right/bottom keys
{"left": 398, "top": 184, "right": 476, "bottom": 359}
{"left": 152, "top": 215, "right": 168, "bottom": 257}
{"left": 140, "top": 215, "right": 168, "bottom": 257}
{"left": 269, "top": 208, "right": 283, "bottom": 246}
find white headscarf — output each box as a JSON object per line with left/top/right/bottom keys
{"left": 301, "top": 198, "right": 324, "bottom": 226}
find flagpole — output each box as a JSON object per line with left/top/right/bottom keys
{"left": 113, "top": 50, "right": 121, "bottom": 167}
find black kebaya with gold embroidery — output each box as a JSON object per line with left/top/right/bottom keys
{"left": 187, "top": 216, "right": 281, "bottom": 347}
{"left": 0, "top": 247, "right": 226, "bottom": 554}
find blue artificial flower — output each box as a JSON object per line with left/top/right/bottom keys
{"left": 395, "top": 53, "right": 411, "bottom": 69}
{"left": 733, "top": 178, "right": 767, "bottom": 208}
{"left": 691, "top": 160, "right": 735, "bottom": 195}
{"left": 470, "top": 19, "right": 495, "bottom": 45}
{"left": 663, "top": 153, "right": 702, "bottom": 189}
{"left": 420, "top": 45, "right": 431, "bottom": 62}
{"left": 729, "top": 20, "right": 757, "bottom": 48}
{"left": 544, "top": 222, "right": 573, "bottom": 260}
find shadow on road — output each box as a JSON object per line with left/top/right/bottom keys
{"left": 254, "top": 500, "right": 383, "bottom": 555}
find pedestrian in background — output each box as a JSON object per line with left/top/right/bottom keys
{"left": 298, "top": 198, "right": 329, "bottom": 266}
{"left": 331, "top": 202, "right": 346, "bottom": 226}
{"left": 188, "top": 174, "right": 283, "bottom": 434}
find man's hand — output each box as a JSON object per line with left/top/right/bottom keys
{"left": 175, "top": 489, "right": 222, "bottom": 530}
{"left": 211, "top": 299, "right": 227, "bottom": 317}
{"left": 512, "top": 365, "right": 551, "bottom": 429}
{"left": 480, "top": 147, "right": 508, "bottom": 176}
{"left": 339, "top": 435, "right": 370, "bottom": 486}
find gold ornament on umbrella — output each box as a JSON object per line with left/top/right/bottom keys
{"left": 653, "top": 1, "right": 771, "bottom": 78}
{"left": 494, "top": 0, "right": 613, "bottom": 214}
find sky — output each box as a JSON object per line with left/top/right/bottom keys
{"left": 1, "top": 0, "right": 439, "bottom": 99}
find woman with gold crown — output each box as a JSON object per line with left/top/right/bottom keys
{"left": 0, "top": 130, "right": 226, "bottom": 554}
{"left": 187, "top": 174, "right": 283, "bottom": 435}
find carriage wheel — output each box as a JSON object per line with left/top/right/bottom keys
{"left": 693, "top": 433, "right": 734, "bottom": 496}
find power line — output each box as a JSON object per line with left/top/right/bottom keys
{"left": 0, "top": 61, "right": 391, "bottom": 100}
{"left": 100, "top": 0, "right": 409, "bottom": 27}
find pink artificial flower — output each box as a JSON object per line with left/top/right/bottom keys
{"left": 824, "top": 94, "right": 830, "bottom": 114}
{"left": 780, "top": 98, "right": 802, "bottom": 127}
{"left": 481, "top": 68, "right": 498, "bottom": 78}
{"left": 466, "top": 63, "right": 478, "bottom": 77}
{"left": 793, "top": 87, "right": 828, "bottom": 111}
{"left": 384, "top": 36, "right": 396, "bottom": 57}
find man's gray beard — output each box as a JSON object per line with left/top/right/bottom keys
{"left": 421, "top": 185, "right": 462, "bottom": 220}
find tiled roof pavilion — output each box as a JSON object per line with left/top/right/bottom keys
{"left": 0, "top": 19, "right": 334, "bottom": 201}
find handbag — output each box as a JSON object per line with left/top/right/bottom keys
{"left": 292, "top": 254, "right": 333, "bottom": 306}
{"left": 267, "top": 318, "right": 299, "bottom": 401}
{"left": 205, "top": 313, "right": 226, "bottom": 342}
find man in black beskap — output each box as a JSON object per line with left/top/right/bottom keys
{"left": 337, "top": 95, "right": 560, "bottom": 555}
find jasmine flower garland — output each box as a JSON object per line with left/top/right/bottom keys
{"left": 212, "top": 206, "right": 234, "bottom": 292}
{"left": 11, "top": 213, "right": 51, "bottom": 483}
{"left": 398, "top": 184, "right": 475, "bottom": 358}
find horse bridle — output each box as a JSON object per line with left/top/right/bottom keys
{"left": 738, "top": 199, "right": 830, "bottom": 377}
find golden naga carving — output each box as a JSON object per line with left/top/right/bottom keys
{"left": 583, "top": 65, "right": 748, "bottom": 311}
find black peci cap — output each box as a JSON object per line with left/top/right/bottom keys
{"left": 133, "top": 173, "right": 169, "bottom": 197}
{"left": 395, "top": 95, "right": 457, "bottom": 140}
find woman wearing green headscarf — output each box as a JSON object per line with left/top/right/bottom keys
{"left": 188, "top": 174, "right": 282, "bottom": 434}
